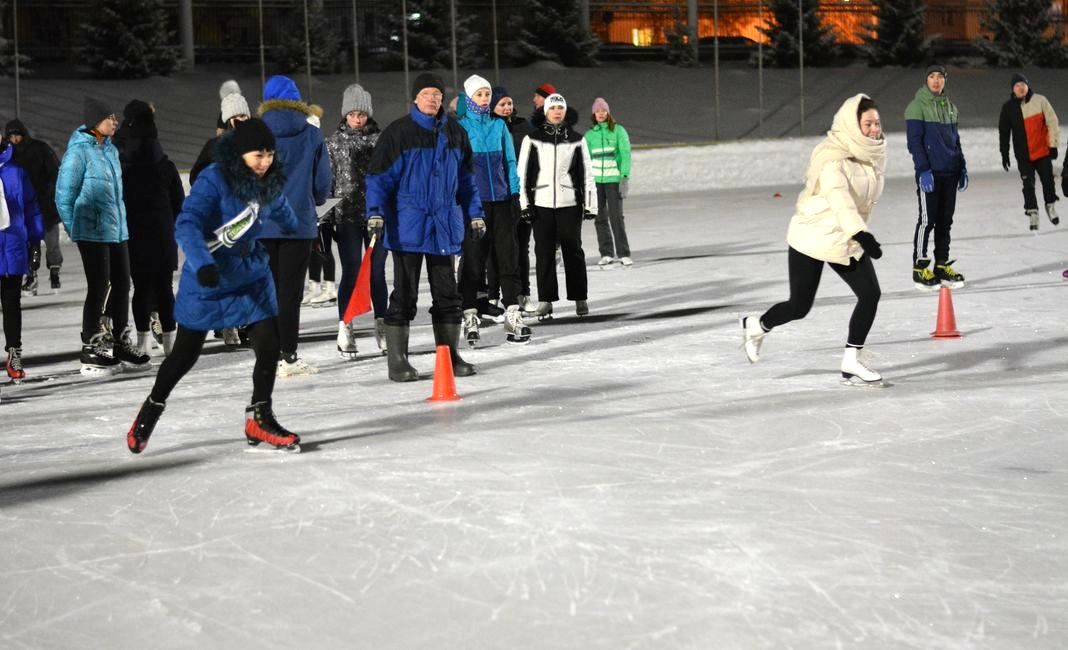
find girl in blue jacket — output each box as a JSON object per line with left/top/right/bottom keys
{"left": 125, "top": 119, "right": 303, "bottom": 454}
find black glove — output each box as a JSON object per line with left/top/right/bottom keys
{"left": 470, "top": 217, "right": 487, "bottom": 241}
{"left": 197, "top": 264, "right": 220, "bottom": 288}
{"left": 619, "top": 178, "right": 629, "bottom": 200}
{"left": 852, "top": 231, "right": 882, "bottom": 260}
{"left": 1002, "top": 156, "right": 1011, "bottom": 172}
{"left": 583, "top": 208, "right": 596, "bottom": 221}
{"left": 510, "top": 194, "right": 521, "bottom": 218}
{"left": 1052, "top": 147, "right": 1059, "bottom": 161}
{"left": 367, "top": 215, "right": 384, "bottom": 240}
{"left": 520, "top": 207, "right": 533, "bottom": 223}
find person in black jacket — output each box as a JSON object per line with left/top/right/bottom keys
{"left": 190, "top": 92, "right": 251, "bottom": 188}
{"left": 491, "top": 86, "right": 536, "bottom": 312}
{"left": 4, "top": 119, "right": 62, "bottom": 294}
{"left": 115, "top": 100, "right": 186, "bottom": 357}
{"left": 998, "top": 72, "right": 1061, "bottom": 231}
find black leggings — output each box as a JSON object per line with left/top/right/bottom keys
{"left": 309, "top": 224, "right": 336, "bottom": 283}
{"left": 131, "top": 270, "right": 176, "bottom": 333}
{"left": 1, "top": 275, "right": 22, "bottom": 349}
{"left": 77, "top": 241, "right": 131, "bottom": 342}
{"left": 261, "top": 238, "right": 313, "bottom": 357}
{"left": 149, "top": 318, "right": 279, "bottom": 404}
{"left": 761, "top": 247, "right": 881, "bottom": 347}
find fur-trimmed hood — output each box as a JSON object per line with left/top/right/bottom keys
{"left": 213, "top": 131, "right": 287, "bottom": 205}
{"left": 258, "top": 98, "right": 317, "bottom": 118}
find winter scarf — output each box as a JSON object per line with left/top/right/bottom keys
{"left": 464, "top": 94, "right": 490, "bottom": 116}
{"left": 801, "top": 93, "right": 886, "bottom": 197}
{"left": 215, "top": 132, "right": 287, "bottom": 206}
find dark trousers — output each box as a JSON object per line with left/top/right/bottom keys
{"left": 532, "top": 205, "right": 588, "bottom": 302}
{"left": 516, "top": 218, "right": 533, "bottom": 297}
{"left": 385, "top": 251, "right": 462, "bottom": 326}
{"left": 28, "top": 223, "right": 63, "bottom": 272}
{"left": 595, "top": 183, "right": 630, "bottom": 258}
{"left": 1, "top": 275, "right": 22, "bottom": 349}
{"left": 1019, "top": 156, "right": 1058, "bottom": 211}
{"left": 150, "top": 318, "right": 279, "bottom": 404}
{"left": 761, "top": 247, "right": 881, "bottom": 347}
{"left": 76, "top": 241, "right": 131, "bottom": 342}
{"left": 913, "top": 173, "right": 958, "bottom": 264}
{"left": 335, "top": 221, "right": 388, "bottom": 320}
{"left": 262, "top": 238, "right": 313, "bottom": 357}
{"left": 309, "top": 224, "right": 336, "bottom": 283}
{"left": 460, "top": 200, "right": 521, "bottom": 309}
{"left": 131, "top": 270, "right": 176, "bottom": 333}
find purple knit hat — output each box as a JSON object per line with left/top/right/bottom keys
{"left": 591, "top": 97, "right": 610, "bottom": 113}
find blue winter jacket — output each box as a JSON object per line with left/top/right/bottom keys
{"left": 455, "top": 93, "right": 520, "bottom": 204}
{"left": 366, "top": 105, "right": 483, "bottom": 256}
{"left": 173, "top": 135, "right": 299, "bottom": 331}
{"left": 55, "top": 127, "right": 127, "bottom": 243}
{"left": 258, "top": 100, "right": 332, "bottom": 239}
{"left": 0, "top": 145, "right": 45, "bottom": 276}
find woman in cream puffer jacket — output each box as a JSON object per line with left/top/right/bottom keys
{"left": 741, "top": 93, "right": 888, "bottom": 386}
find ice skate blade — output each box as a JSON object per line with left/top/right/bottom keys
{"left": 913, "top": 283, "right": 940, "bottom": 292}
{"left": 506, "top": 335, "right": 531, "bottom": 345}
{"left": 466, "top": 337, "right": 480, "bottom": 347}
{"left": 120, "top": 362, "right": 153, "bottom": 372}
{"left": 81, "top": 364, "right": 122, "bottom": 377}
{"left": 840, "top": 375, "right": 888, "bottom": 388}
{"left": 939, "top": 280, "right": 964, "bottom": 290}
{"left": 337, "top": 349, "right": 358, "bottom": 360}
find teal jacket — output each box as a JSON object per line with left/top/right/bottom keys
{"left": 584, "top": 122, "right": 631, "bottom": 184}
{"left": 56, "top": 127, "right": 128, "bottom": 243}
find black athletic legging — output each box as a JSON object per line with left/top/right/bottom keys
{"left": 1, "top": 275, "right": 22, "bottom": 349}
{"left": 131, "top": 270, "right": 176, "bottom": 333}
{"left": 149, "top": 318, "right": 279, "bottom": 405}
{"left": 77, "top": 241, "right": 131, "bottom": 342}
{"left": 760, "top": 246, "right": 881, "bottom": 347}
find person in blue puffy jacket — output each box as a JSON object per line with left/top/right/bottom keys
{"left": 125, "top": 119, "right": 303, "bottom": 455}
{"left": 365, "top": 72, "right": 484, "bottom": 382}
{"left": 0, "top": 139, "right": 45, "bottom": 381}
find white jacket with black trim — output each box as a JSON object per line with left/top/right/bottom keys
{"left": 517, "top": 108, "right": 598, "bottom": 214}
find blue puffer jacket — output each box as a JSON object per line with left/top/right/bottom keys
{"left": 456, "top": 93, "right": 520, "bottom": 204}
{"left": 173, "top": 134, "right": 299, "bottom": 331}
{"left": 55, "top": 127, "right": 127, "bottom": 243}
{"left": 366, "top": 105, "right": 483, "bottom": 256}
{"left": 0, "top": 145, "right": 45, "bottom": 276}
{"left": 258, "top": 100, "right": 332, "bottom": 239}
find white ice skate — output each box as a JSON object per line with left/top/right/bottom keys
{"left": 1046, "top": 202, "right": 1060, "bottom": 226}
{"left": 1028, "top": 209, "right": 1040, "bottom": 232}
{"left": 533, "top": 301, "right": 554, "bottom": 321}
{"left": 597, "top": 255, "right": 615, "bottom": 267}
{"left": 310, "top": 281, "right": 337, "bottom": 307}
{"left": 519, "top": 295, "right": 539, "bottom": 313}
{"left": 840, "top": 347, "right": 885, "bottom": 388}
{"left": 221, "top": 327, "right": 241, "bottom": 347}
{"left": 619, "top": 256, "right": 633, "bottom": 267}
{"left": 374, "top": 318, "right": 387, "bottom": 354}
{"left": 740, "top": 316, "right": 767, "bottom": 363}
{"left": 504, "top": 305, "right": 531, "bottom": 344}
{"left": 277, "top": 356, "right": 319, "bottom": 377}
{"left": 301, "top": 280, "right": 321, "bottom": 305}
{"left": 337, "top": 320, "right": 357, "bottom": 359}
{"left": 463, "top": 309, "right": 481, "bottom": 347}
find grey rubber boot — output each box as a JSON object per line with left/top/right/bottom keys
{"left": 385, "top": 323, "right": 419, "bottom": 382}
{"left": 432, "top": 321, "right": 476, "bottom": 377}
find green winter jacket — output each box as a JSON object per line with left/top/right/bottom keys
{"left": 584, "top": 122, "right": 631, "bottom": 184}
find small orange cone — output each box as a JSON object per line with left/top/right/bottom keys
{"left": 931, "top": 286, "right": 961, "bottom": 338}
{"left": 427, "top": 345, "right": 462, "bottom": 402}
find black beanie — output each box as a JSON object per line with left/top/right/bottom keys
{"left": 122, "top": 99, "right": 157, "bottom": 138}
{"left": 83, "top": 96, "right": 114, "bottom": 130}
{"left": 1011, "top": 72, "right": 1030, "bottom": 88}
{"left": 490, "top": 86, "right": 511, "bottom": 111}
{"left": 411, "top": 73, "right": 446, "bottom": 101}
{"left": 925, "top": 64, "right": 947, "bottom": 79}
{"left": 232, "top": 117, "right": 276, "bottom": 155}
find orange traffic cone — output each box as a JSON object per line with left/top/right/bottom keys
{"left": 931, "top": 286, "right": 961, "bottom": 338}
{"left": 427, "top": 345, "right": 462, "bottom": 402}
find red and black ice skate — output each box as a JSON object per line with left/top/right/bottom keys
{"left": 245, "top": 400, "right": 301, "bottom": 452}
{"left": 127, "top": 397, "right": 165, "bottom": 454}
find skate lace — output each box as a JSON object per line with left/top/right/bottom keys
{"left": 854, "top": 348, "right": 880, "bottom": 372}
{"left": 7, "top": 349, "right": 23, "bottom": 372}
{"left": 506, "top": 310, "right": 524, "bottom": 330}
{"left": 915, "top": 267, "right": 936, "bottom": 282}
{"left": 937, "top": 261, "right": 960, "bottom": 278}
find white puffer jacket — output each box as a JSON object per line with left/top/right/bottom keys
{"left": 518, "top": 108, "right": 598, "bottom": 213}
{"left": 786, "top": 93, "right": 886, "bottom": 265}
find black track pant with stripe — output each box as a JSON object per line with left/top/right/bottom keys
{"left": 913, "top": 173, "right": 959, "bottom": 264}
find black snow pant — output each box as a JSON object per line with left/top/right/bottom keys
{"left": 595, "top": 182, "right": 630, "bottom": 258}
{"left": 1019, "top": 156, "right": 1058, "bottom": 211}
{"left": 913, "top": 173, "right": 959, "bottom": 264}
{"left": 28, "top": 223, "right": 64, "bottom": 272}
{"left": 516, "top": 218, "right": 533, "bottom": 298}
{"left": 76, "top": 241, "right": 131, "bottom": 343}
{"left": 532, "top": 205, "right": 588, "bottom": 302}
{"left": 385, "top": 251, "right": 462, "bottom": 326}
{"left": 760, "top": 247, "right": 881, "bottom": 348}
{"left": 261, "top": 238, "right": 313, "bottom": 358}
{"left": 1, "top": 275, "right": 22, "bottom": 349}
{"left": 459, "top": 199, "right": 521, "bottom": 309}
{"left": 309, "top": 224, "right": 336, "bottom": 283}
{"left": 131, "top": 270, "right": 176, "bottom": 333}
{"left": 149, "top": 318, "right": 279, "bottom": 405}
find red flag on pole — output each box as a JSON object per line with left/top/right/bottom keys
{"left": 342, "top": 235, "right": 375, "bottom": 325}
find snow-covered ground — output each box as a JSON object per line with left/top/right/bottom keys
{"left": 3, "top": 163, "right": 1067, "bottom": 647}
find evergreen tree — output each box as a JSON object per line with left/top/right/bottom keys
{"left": 758, "top": 0, "right": 838, "bottom": 67}
{"left": 279, "top": 5, "right": 341, "bottom": 74}
{"left": 863, "top": 0, "right": 932, "bottom": 67}
{"left": 382, "top": 0, "right": 485, "bottom": 71}
{"left": 81, "top": 0, "right": 178, "bottom": 78}
{"left": 507, "top": 0, "right": 599, "bottom": 67}
{"left": 665, "top": 6, "right": 697, "bottom": 68}
{"left": 975, "top": 0, "right": 1066, "bottom": 66}
{"left": 0, "top": 36, "right": 32, "bottom": 77}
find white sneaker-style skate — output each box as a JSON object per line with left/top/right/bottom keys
{"left": 504, "top": 305, "right": 531, "bottom": 344}
{"left": 463, "top": 308, "right": 480, "bottom": 346}
{"left": 277, "top": 355, "right": 319, "bottom": 377}
{"left": 597, "top": 255, "right": 614, "bottom": 267}
{"left": 301, "top": 280, "right": 321, "bottom": 305}
{"left": 619, "top": 256, "right": 633, "bottom": 267}
{"left": 519, "top": 295, "right": 539, "bottom": 313}
{"left": 310, "top": 280, "right": 337, "bottom": 307}
{"left": 840, "top": 346, "right": 884, "bottom": 387}
{"left": 374, "top": 318, "right": 387, "bottom": 354}
{"left": 1046, "top": 202, "right": 1060, "bottom": 226}
{"left": 337, "top": 320, "right": 357, "bottom": 359}
{"left": 533, "top": 301, "right": 554, "bottom": 321}
{"left": 222, "top": 327, "right": 241, "bottom": 347}
{"left": 740, "top": 316, "right": 767, "bottom": 363}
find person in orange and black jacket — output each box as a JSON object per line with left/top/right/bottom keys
{"left": 999, "top": 72, "right": 1061, "bottom": 231}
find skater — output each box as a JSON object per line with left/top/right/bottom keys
{"left": 0, "top": 139, "right": 45, "bottom": 381}
{"left": 906, "top": 64, "right": 967, "bottom": 291}
{"left": 258, "top": 75, "right": 332, "bottom": 376}
{"left": 115, "top": 100, "right": 185, "bottom": 357}
{"left": 492, "top": 86, "right": 537, "bottom": 313}
{"left": 190, "top": 90, "right": 250, "bottom": 187}
{"left": 456, "top": 75, "right": 530, "bottom": 346}
{"left": 324, "top": 83, "right": 387, "bottom": 358}
{"left": 584, "top": 97, "right": 633, "bottom": 267}
{"left": 56, "top": 97, "right": 150, "bottom": 375}
{"left": 215, "top": 80, "right": 242, "bottom": 136}
{"left": 517, "top": 92, "right": 597, "bottom": 319}
{"left": 365, "top": 72, "right": 483, "bottom": 382}
{"left": 125, "top": 118, "right": 302, "bottom": 454}
{"left": 741, "top": 94, "right": 886, "bottom": 387}
{"left": 998, "top": 73, "right": 1061, "bottom": 231}
{"left": 4, "top": 120, "right": 62, "bottom": 294}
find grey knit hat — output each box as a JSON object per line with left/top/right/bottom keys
{"left": 221, "top": 93, "right": 250, "bottom": 124}
{"left": 219, "top": 79, "right": 242, "bottom": 100}
{"left": 342, "top": 84, "right": 373, "bottom": 118}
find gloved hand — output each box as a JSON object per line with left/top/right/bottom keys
{"left": 367, "top": 215, "right": 384, "bottom": 240}
{"left": 1051, "top": 147, "right": 1059, "bottom": 161}
{"left": 520, "top": 207, "right": 534, "bottom": 223}
{"left": 470, "top": 217, "right": 487, "bottom": 241}
{"left": 957, "top": 170, "right": 968, "bottom": 192}
{"left": 583, "top": 209, "right": 596, "bottom": 221}
{"left": 1002, "top": 156, "right": 1011, "bottom": 172}
{"left": 511, "top": 194, "right": 521, "bottom": 217}
{"left": 619, "top": 178, "right": 629, "bottom": 199}
{"left": 918, "top": 170, "right": 935, "bottom": 193}
{"left": 197, "top": 264, "right": 220, "bottom": 288}
{"left": 851, "top": 231, "right": 882, "bottom": 260}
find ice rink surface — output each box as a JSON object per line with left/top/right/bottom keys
{"left": 2, "top": 172, "right": 1066, "bottom": 648}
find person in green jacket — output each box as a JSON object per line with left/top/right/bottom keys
{"left": 584, "top": 97, "right": 632, "bottom": 267}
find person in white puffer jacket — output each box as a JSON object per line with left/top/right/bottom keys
{"left": 517, "top": 93, "right": 598, "bottom": 319}
{"left": 741, "top": 93, "right": 888, "bottom": 386}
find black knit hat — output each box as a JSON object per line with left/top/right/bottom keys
{"left": 83, "top": 96, "right": 114, "bottom": 130}
{"left": 411, "top": 72, "right": 445, "bottom": 101}
{"left": 232, "top": 117, "right": 276, "bottom": 154}
{"left": 1011, "top": 72, "right": 1030, "bottom": 88}
{"left": 491, "top": 86, "right": 511, "bottom": 111}
{"left": 122, "top": 99, "right": 157, "bottom": 138}
{"left": 925, "top": 64, "right": 947, "bottom": 78}
{"left": 4, "top": 119, "right": 26, "bottom": 138}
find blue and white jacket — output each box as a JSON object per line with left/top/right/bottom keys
{"left": 456, "top": 93, "right": 520, "bottom": 204}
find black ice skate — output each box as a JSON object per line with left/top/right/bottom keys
{"left": 504, "top": 305, "right": 531, "bottom": 344}
{"left": 80, "top": 332, "right": 121, "bottom": 377}
{"left": 21, "top": 272, "right": 37, "bottom": 297}
{"left": 114, "top": 329, "right": 151, "bottom": 370}
{"left": 477, "top": 298, "right": 506, "bottom": 324}
{"left": 934, "top": 259, "right": 964, "bottom": 289}
{"left": 575, "top": 300, "right": 589, "bottom": 317}
{"left": 912, "top": 258, "right": 940, "bottom": 292}
{"left": 127, "top": 397, "right": 166, "bottom": 454}
{"left": 49, "top": 267, "right": 61, "bottom": 291}
{"left": 245, "top": 400, "right": 301, "bottom": 451}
